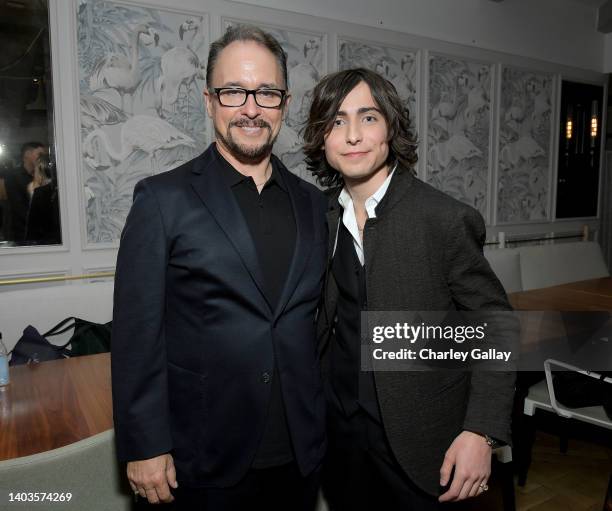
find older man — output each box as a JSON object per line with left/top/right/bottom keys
{"left": 111, "top": 25, "right": 327, "bottom": 510}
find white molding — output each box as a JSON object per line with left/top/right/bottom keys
{"left": 0, "top": 268, "right": 70, "bottom": 293}
{"left": 551, "top": 74, "right": 562, "bottom": 222}
{"left": 598, "top": 79, "right": 609, "bottom": 219}
{"left": 81, "top": 264, "right": 115, "bottom": 283}
{"left": 491, "top": 63, "right": 502, "bottom": 226}
{"left": 546, "top": 73, "right": 560, "bottom": 223}
{"left": 420, "top": 49, "right": 429, "bottom": 182}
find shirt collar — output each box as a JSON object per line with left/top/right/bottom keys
{"left": 214, "top": 143, "right": 286, "bottom": 192}
{"left": 337, "top": 162, "right": 397, "bottom": 218}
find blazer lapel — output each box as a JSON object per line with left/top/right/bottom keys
{"left": 316, "top": 194, "right": 341, "bottom": 353}
{"left": 189, "top": 147, "right": 271, "bottom": 314}
{"left": 273, "top": 165, "right": 314, "bottom": 320}
{"left": 326, "top": 198, "right": 341, "bottom": 264}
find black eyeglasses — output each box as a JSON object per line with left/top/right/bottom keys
{"left": 211, "top": 87, "right": 287, "bottom": 108}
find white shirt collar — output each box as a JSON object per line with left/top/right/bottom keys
{"left": 337, "top": 163, "right": 397, "bottom": 219}
{"left": 334, "top": 163, "right": 397, "bottom": 265}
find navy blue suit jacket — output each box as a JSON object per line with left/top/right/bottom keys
{"left": 111, "top": 145, "right": 328, "bottom": 487}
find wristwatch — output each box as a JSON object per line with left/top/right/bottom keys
{"left": 483, "top": 433, "right": 500, "bottom": 448}
{"left": 469, "top": 430, "right": 500, "bottom": 448}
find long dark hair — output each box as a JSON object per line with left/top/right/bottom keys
{"left": 303, "top": 68, "right": 418, "bottom": 188}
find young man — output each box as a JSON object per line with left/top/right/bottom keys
{"left": 304, "top": 68, "right": 515, "bottom": 509}
{"left": 112, "top": 26, "right": 327, "bottom": 510}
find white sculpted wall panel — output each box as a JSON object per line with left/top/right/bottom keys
{"left": 427, "top": 54, "right": 493, "bottom": 219}
{"left": 78, "top": 0, "right": 209, "bottom": 243}
{"left": 497, "top": 67, "right": 553, "bottom": 223}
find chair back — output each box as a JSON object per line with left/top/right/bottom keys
{"left": 519, "top": 241, "right": 609, "bottom": 291}
{"left": 484, "top": 248, "right": 523, "bottom": 293}
{"left": 0, "top": 430, "right": 132, "bottom": 510}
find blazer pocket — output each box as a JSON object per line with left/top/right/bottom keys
{"left": 167, "top": 362, "right": 207, "bottom": 458}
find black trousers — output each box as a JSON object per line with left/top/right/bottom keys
{"left": 322, "top": 405, "right": 440, "bottom": 511}
{"left": 172, "top": 462, "right": 320, "bottom": 511}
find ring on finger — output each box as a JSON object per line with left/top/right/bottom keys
{"left": 479, "top": 482, "right": 489, "bottom": 492}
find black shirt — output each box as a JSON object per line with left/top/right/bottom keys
{"left": 215, "top": 145, "right": 296, "bottom": 467}
{"left": 331, "top": 220, "right": 382, "bottom": 422}
{"left": 2, "top": 166, "right": 32, "bottom": 242}
{"left": 25, "top": 182, "right": 61, "bottom": 245}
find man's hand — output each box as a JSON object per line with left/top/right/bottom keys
{"left": 127, "top": 453, "right": 178, "bottom": 504}
{"left": 438, "top": 431, "right": 491, "bottom": 502}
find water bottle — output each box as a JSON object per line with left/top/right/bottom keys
{"left": 0, "top": 333, "right": 9, "bottom": 386}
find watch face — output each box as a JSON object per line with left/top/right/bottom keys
{"left": 485, "top": 435, "right": 499, "bottom": 448}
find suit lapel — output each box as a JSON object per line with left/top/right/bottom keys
{"left": 273, "top": 164, "right": 314, "bottom": 320}
{"left": 190, "top": 147, "right": 271, "bottom": 314}
{"left": 326, "top": 203, "right": 340, "bottom": 264}
{"left": 317, "top": 195, "right": 341, "bottom": 352}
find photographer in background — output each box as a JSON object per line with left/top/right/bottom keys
{"left": 0, "top": 141, "right": 46, "bottom": 243}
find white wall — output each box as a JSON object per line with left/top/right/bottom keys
{"left": 232, "top": 0, "right": 604, "bottom": 72}
{"left": 603, "top": 32, "right": 612, "bottom": 72}
{"left": 0, "top": 0, "right": 607, "bottom": 290}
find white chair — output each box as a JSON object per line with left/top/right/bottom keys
{"left": 484, "top": 248, "right": 523, "bottom": 293}
{"left": 519, "top": 241, "right": 609, "bottom": 291}
{"left": 518, "top": 359, "right": 612, "bottom": 486}
{"left": 524, "top": 359, "right": 612, "bottom": 429}
{"left": 0, "top": 429, "right": 132, "bottom": 510}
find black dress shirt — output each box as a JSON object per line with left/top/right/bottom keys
{"left": 25, "top": 182, "right": 61, "bottom": 244}
{"left": 215, "top": 145, "right": 296, "bottom": 468}
{"left": 2, "top": 166, "right": 31, "bottom": 242}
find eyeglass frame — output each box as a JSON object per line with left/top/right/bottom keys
{"left": 209, "top": 87, "right": 288, "bottom": 109}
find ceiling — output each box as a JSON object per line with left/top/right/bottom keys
{"left": 564, "top": 0, "right": 607, "bottom": 7}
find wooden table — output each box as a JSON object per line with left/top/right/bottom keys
{"left": 0, "top": 353, "right": 112, "bottom": 461}
{"left": 508, "top": 277, "right": 612, "bottom": 368}
{"left": 509, "top": 277, "right": 612, "bottom": 311}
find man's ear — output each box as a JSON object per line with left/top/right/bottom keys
{"left": 203, "top": 89, "right": 213, "bottom": 118}
{"left": 282, "top": 93, "right": 292, "bottom": 120}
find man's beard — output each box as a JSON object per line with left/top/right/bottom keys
{"left": 215, "top": 119, "right": 279, "bottom": 164}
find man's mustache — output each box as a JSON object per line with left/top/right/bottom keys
{"left": 230, "top": 119, "right": 271, "bottom": 129}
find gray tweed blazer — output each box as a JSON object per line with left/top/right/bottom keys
{"left": 317, "top": 166, "right": 516, "bottom": 496}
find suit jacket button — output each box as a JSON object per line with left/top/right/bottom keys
{"left": 261, "top": 372, "right": 271, "bottom": 383}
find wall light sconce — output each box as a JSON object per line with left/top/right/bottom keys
{"left": 565, "top": 103, "right": 573, "bottom": 141}
{"left": 590, "top": 100, "right": 598, "bottom": 138}
{"left": 566, "top": 117, "right": 573, "bottom": 140}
